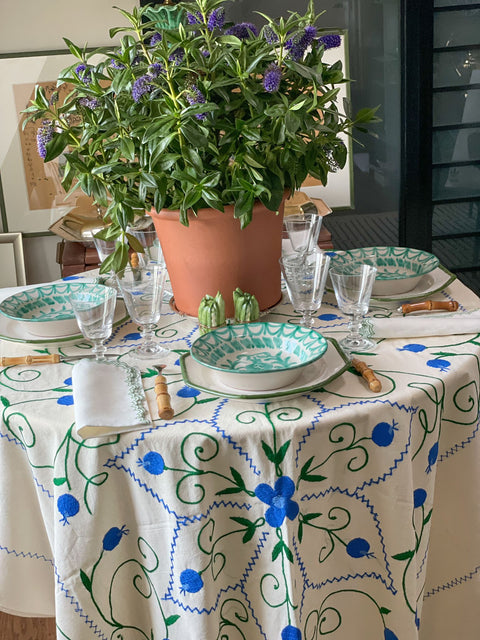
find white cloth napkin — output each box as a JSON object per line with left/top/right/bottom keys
{"left": 363, "top": 309, "right": 480, "bottom": 339}
{"left": 72, "top": 359, "right": 152, "bottom": 439}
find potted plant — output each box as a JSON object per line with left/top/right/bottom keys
{"left": 25, "top": 0, "right": 378, "bottom": 316}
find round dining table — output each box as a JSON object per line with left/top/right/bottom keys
{"left": 0, "top": 269, "right": 479, "bottom": 640}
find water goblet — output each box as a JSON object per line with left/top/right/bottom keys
{"left": 280, "top": 251, "right": 331, "bottom": 327}
{"left": 116, "top": 263, "right": 168, "bottom": 358}
{"left": 69, "top": 286, "right": 117, "bottom": 361}
{"left": 329, "top": 264, "right": 377, "bottom": 353}
{"left": 283, "top": 212, "right": 323, "bottom": 256}
{"left": 127, "top": 221, "right": 165, "bottom": 267}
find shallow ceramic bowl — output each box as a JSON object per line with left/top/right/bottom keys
{"left": 0, "top": 282, "right": 114, "bottom": 337}
{"left": 190, "top": 321, "right": 328, "bottom": 391}
{"left": 329, "top": 246, "right": 439, "bottom": 296}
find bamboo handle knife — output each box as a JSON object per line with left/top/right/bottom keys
{"left": 1, "top": 354, "right": 61, "bottom": 366}
{"left": 399, "top": 300, "right": 459, "bottom": 315}
{"left": 154, "top": 365, "right": 174, "bottom": 420}
{"left": 351, "top": 358, "right": 382, "bottom": 393}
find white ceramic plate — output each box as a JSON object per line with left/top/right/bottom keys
{"left": 369, "top": 265, "right": 456, "bottom": 303}
{"left": 0, "top": 300, "right": 129, "bottom": 344}
{"left": 180, "top": 338, "right": 350, "bottom": 401}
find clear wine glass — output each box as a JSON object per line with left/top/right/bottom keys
{"left": 69, "top": 286, "right": 117, "bottom": 361}
{"left": 280, "top": 251, "right": 331, "bottom": 327}
{"left": 329, "top": 263, "right": 377, "bottom": 353}
{"left": 116, "top": 263, "right": 168, "bottom": 358}
{"left": 283, "top": 212, "right": 323, "bottom": 256}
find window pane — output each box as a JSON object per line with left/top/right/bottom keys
{"left": 433, "top": 89, "right": 480, "bottom": 126}
{"left": 433, "top": 165, "right": 480, "bottom": 200}
{"left": 433, "top": 50, "right": 480, "bottom": 88}
{"left": 434, "top": 10, "right": 480, "bottom": 47}
{"left": 435, "top": 0, "right": 479, "bottom": 6}
{"left": 433, "top": 202, "right": 480, "bottom": 235}
{"left": 433, "top": 128, "right": 480, "bottom": 163}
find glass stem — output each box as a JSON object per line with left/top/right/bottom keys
{"left": 141, "top": 323, "right": 156, "bottom": 348}
{"left": 92, "top": 339, "right": 106, "bottom": 361}
{"left": 349, "top": 314, "right": 364, "bottom": 339}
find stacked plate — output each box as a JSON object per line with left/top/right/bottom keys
{"left": 0, "top": 282, "right": 127, "bottom": 342}
{"left": 181, "top": 322, "right": 350, "bottom": 401}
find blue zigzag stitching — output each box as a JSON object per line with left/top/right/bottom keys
{"left": 33, "top": 475, "right": 54, "bottom": 500}
{"left": 53, "top": 563, "right": 109, "bottom": 640}
{"left": 424, "top": 565, "right": 480, "bottom": 598}
{"left": 295, "top": 400, "right": 415, "bottom": 493}
{"left": 300, "top": 486, "right": 396, "bottom": 593}
{"left": 210, "top": 401, "right": 261, "bottom": 476}
{"left": 438, "top": 415, "right": 480, "bottom": 463}
{"left": 0, "top": 543, "right": 53, "bottom": 566}
{"left": 416, "top": 544, "right": 429, "bottom": 581}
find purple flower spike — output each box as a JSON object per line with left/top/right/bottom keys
{"left": 75, "top": 63, "right": 92, "bottom": 85}
{"left": 168, "top": 48, "right": 184, "bottom": 66}
{"left": 36, "top": 120, "right": 53, "bottom": 159}
{"left": 187, "top": 11, "right": 203, "bottom": 25}
{"left": 148, "top": 62, "right": 164, "bottom": 77}
{"left": 225, "top": 22, "right": 258, "bottom": 40}
{"left": 318, "top": 34, "right": 342, "bottom": 50}
{"left": 132, "top": 74, "right": 154, "bottom": 102}
{"left": 264, "top": 25, "right": 279, "bottom": 44}
{"left": 78, "top": 96, "right": 99, "bottom": 109}
{"left": 263, "top": 63, "right": 282, "bottom": 93}
{"left": 110, "top": 59, "right": 125, "bottom": 69}
{"left": 186, "top": 84, "right": 207, "bottom": 120}
{"left": 149, "top": 32, "right": 162, "bottom": 46}
{"left": 207, "top": 7, "right": 225, "bottom": 31}
{"left": 286, "top": 26, "right": 317, "bottom": 61}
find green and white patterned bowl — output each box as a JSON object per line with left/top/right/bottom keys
{"left": 0, "top": 282, "right": 114, "bottom": 337}
{"left": 190, "top": 321, "right": 328, "bottom": 391}
{"left": 329, "top": 246, "right": 439, "bottom": 296}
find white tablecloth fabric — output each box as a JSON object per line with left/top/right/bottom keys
{"left": 0, "top": 274, "right": 479, "bottom": 640}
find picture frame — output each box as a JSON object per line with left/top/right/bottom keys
{"left": 0, "top": 50, "right": 96, "bottom": 237}
{"left": 0, "top": 232, "right": 26, "bottom": 287}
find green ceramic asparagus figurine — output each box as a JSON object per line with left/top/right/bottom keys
{"left": 198, "top": 292, "right": 226, "bottom": 334}
{"left": 233, "top": 288, "right": 260, "bottom": 323}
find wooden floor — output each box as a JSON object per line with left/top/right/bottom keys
{"left": 0, "top": 611, "right": 56, "bottom": 640}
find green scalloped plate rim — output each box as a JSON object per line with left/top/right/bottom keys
{"left": 180, "top": 337, "right": 351, "bottom": 401}
{"left": 0, "top": 300, "right": 129, "bottom": 344}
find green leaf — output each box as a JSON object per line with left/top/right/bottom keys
{"left": 298, "top": 521, "right": 304, "bottom": 543}
{"left": 272, "top": 540, "right": 283, "bottom": 562}
{"left": 380, "top": 607, "right": 391, "bottom": 615}
{"left": 165, "top": 614, "right": 180, "bottom": 626}
{"left": 63, "top": 37, "right": 83, "bottom": 59}
{"left": 261, "top": 440, "right": 276, "bottom": 463}
{"left": 80, "top": 569, "right": 92, "bottom": 593}
{"left": 231, "top": 516, "right": 255, "bottom": 528}
{"left": 275, "top": 440, "right": 291, "bottom": 464}
{"left": 0, "top": 396, "right": 10, "bottom": 407}
{"left": 215, "top": 487, "right": 243, "bottom": 496}
{"left": 230, "top": 466, "right": 246, "bottom": 489}
{"left": 392, "top": 550, "right": 415, "bottom": 561}
{"left": 44, "top": 132, "right": 71, "bottom": 162}
{"left": 53, "top": 477, "right": 67, "bottom": 486}
{"left": 284, "top": 544, "right": 294, "bottom": 563}
{"left": 302, "top": 512, "right": 322, "bottom": 523}
{"left": 423, "top": 509, "right": 433, "bottom": 526}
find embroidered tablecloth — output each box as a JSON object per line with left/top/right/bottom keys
{"left": 0, "top": 274, "right": 479, "bottom": 640}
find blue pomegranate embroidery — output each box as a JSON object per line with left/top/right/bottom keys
{"left": 398, "top": 343, "right": 426, "bottom": 353}
{"left": 103, "top": 525, "right": 129, "bottom": 551}
{"left": 57, "top": 494, "right": 79, "bottom": 525}
{"left": 426, "top": 442, "right": 438, "bottom": 473}
{"left": 281, "top": 625, "right": 302, "bottom": 640}
{"left": 413, "top": 488, "right": 427, "bottom": 508}
{"left": 371, "top": 420, "right": 398, "bottom": 447}
{"left": 426, "top": 358, "right": 451, "bottom": 372}
{"left": 180, "top": 569, "right": 204, "bottom": 594}
{"left": 137, "top": 451, "right": 165, "bottom": 475}
{"left": 346, "top": 537, "right": 374, "bottom": 559}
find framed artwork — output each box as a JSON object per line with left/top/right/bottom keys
{"left": 0, "top": 51, "right": 96, "bottom": 236}
{"left": 300, "top": 30, "right": 353, "bottom": 210}
{"left": 0, "top": 232, "right": 26, "bottom": 287}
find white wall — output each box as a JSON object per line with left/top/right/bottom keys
{"left": 0, "top": 0, "right": 137, "bottom": 283}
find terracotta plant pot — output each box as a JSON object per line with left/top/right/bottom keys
{"left": 148, "top": 199, "right": 286, "bottom": 318}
